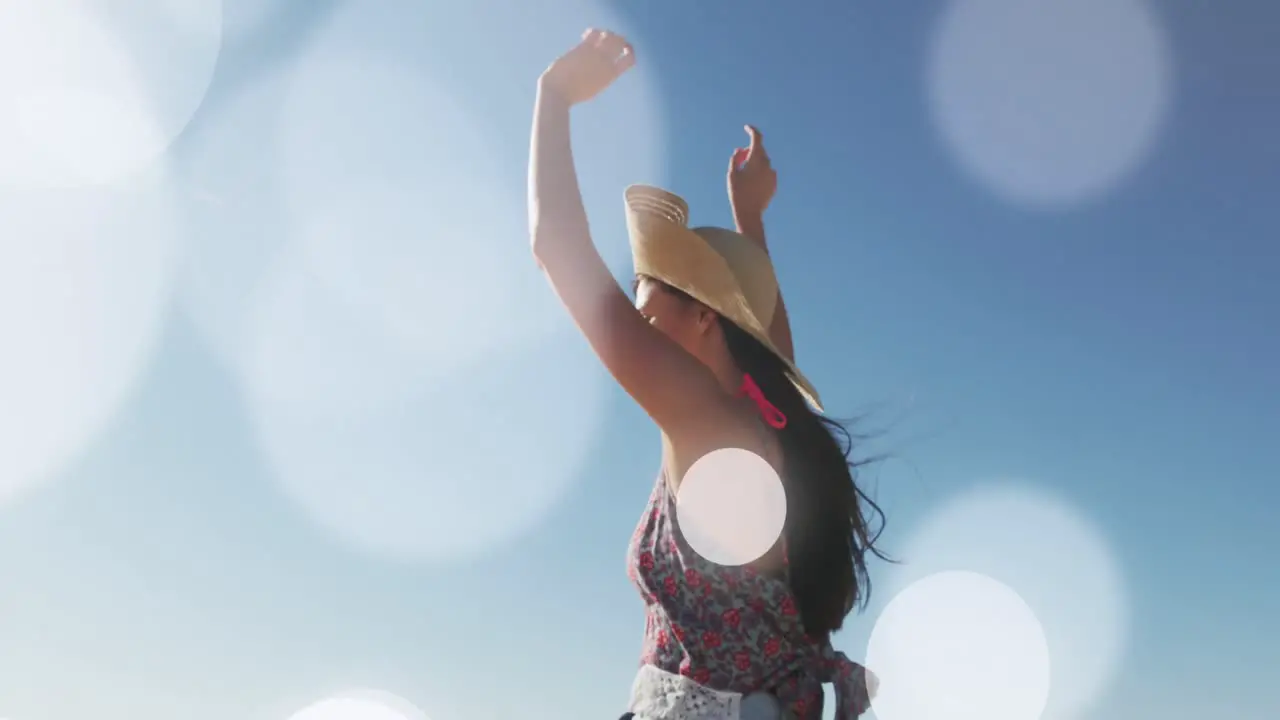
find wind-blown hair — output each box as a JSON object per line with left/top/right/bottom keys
{"left": 650, "top": 278, "right": 889, "bottom": 636}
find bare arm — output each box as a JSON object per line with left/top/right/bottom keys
{"left": 734, "top": 211, "right": 795, "bottom": 363}
{"left": 728, "top": 126, "right": 795, "bottom": 363}
{"left": 529, "top": 31, "right": 738, "bottom": 442}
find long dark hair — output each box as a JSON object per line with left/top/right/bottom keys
{"left": 653, "top": 278, "right": 889, "bottom": 637}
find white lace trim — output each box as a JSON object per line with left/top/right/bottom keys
{"left": 628, "top": 664, "right": 743, "bottom": 720}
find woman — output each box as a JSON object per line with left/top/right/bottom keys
{"left": 529, "top": 29, "right": 886, "bottom": 720}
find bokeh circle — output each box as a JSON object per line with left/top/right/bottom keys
{"left": 0, "top": 0, "right": 222, "bottom": 189}
{"left": 0, "top": 169, "right": 180, "bottom": 506}
{"left": 928, "top": 0, "right": 1173, "bottom": 208}
{"left": 881, "top": 482, "right": 1129, "bottom": 717}
{"left": 179, "top": 0, "right": 666, "bottom": 562}
{"left": 867, "top": 570, "right": 1052, "bottom": 720}
{"left": 285, "top": 690, "right": 428, "bottom": 720}
{"left": 676, "top": 448, "right": 787, "bottom": 566}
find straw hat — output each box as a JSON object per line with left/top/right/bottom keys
{"left": 624, "top": 184, "right": 824, "bottom": 413}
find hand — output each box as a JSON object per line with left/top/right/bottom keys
{"left": 727, "top": 125, "right": 777, "bottom": 221}
{"left": 539, "top": 28, "right": 635, "bottom": 106}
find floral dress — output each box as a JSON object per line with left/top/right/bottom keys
{"left": 626, "top": 473, "right": 874, "bottom": 720}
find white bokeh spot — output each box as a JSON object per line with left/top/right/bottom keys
{"left": 286, "top": 690, "right": 428, "bottom": 720}
{"left": 676, "top": 448, "right": 787, "bottom": 566}
{"left": 176, "top": 67, "right": 291, "bottom": 374}
{"left": 0, "top": 0, "right": 222, "bottom": 189}
{"left": 269, "top": 49, "right": 541, "bottom": 411}
{"left": 867, "top": 570, "right": 1051, "bottom": 720}
{"left": 928, "top": 0, "right": 1173, "bottom": 207}
{"left": 883, "top": 483, "right": 1129, "bottom": 718}
{"left": 0, "top": 170, "right": 180, "bottom": 506}
{"left": 178, "top": 0, "right": 664, "bottom": 562}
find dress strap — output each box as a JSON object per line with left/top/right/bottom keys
{"left": 739, "top": 373, "right": 787, "bottom": 429}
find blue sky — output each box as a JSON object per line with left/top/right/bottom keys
{"left": 0, "top": 1, "right": 1276, "bottom": 719}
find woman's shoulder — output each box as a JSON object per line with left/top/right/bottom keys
{"left": 660, "top": 405, "right": 783, "bottom": 494}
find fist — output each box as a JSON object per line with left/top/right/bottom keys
{"left": 727, "top": 125, "right": 778, "bottom": 219}
{"left": 540, "top": 28, "right": 635, "bottom": 105}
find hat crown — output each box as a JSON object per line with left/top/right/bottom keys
{"left": 623, "top": 184, "right": 823, "bottom": 412}
{"left": 622, "top": 185, "right": 779, "bottom": 324}
{"left": 690, "top": 226, "right": 779, "bottom": 326}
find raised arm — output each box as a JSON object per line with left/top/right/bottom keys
{"left": 529, "top": 30, "right": 737, "bottom": 440}
{"left": 728, "top": 126, "right": 795, "bottom": 363}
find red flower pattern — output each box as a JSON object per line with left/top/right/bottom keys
{"left": 780, "top": 595, "right": 798, "bottom": 617}
{"left": 627, "top": 475, "right": 873, "bottom": 719}
{"left": 722, "top": 608, "right": 741, "bottom": 629}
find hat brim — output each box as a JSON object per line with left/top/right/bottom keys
{"left": 624, "top": 185, "right": 824, "bottom": 413}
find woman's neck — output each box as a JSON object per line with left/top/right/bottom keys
{"left": 702, "top": 347, "right": 745, "bottom": 397}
